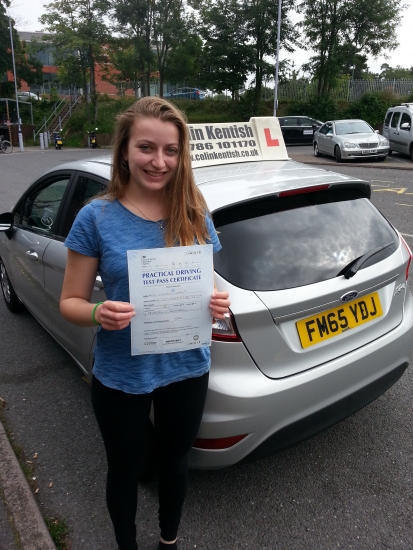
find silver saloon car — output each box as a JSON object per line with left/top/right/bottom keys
{"left": 313, "top": 119, "right": 389, "bottom": 162}
{"left": 0, "top": 156, "right": 412, "bottom": 471}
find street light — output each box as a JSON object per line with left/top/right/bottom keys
{"left": 8, "top": 14, "right": 24, "bottom": 152}
{"left": 273, "top": 0, "right": 282, "bottom": 117}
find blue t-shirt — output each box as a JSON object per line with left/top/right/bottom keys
{"left": 64, "top": 199, "right": 221, "bottom": 394}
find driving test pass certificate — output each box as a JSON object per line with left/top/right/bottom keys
{"left": 127, "top": 244, "right": 214, "bottom": 355}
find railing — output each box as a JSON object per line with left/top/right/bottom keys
{"left": 276, "top": 79, "right": 413, "bottom": 102}
{"left": 34, "top": 95, "right": 82, "bottom": 140}
{"left": 49, "top": 95, "right": 82, "bottom": 134}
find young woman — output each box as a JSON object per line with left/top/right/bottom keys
{"left": 60, "top": 97, "right": 230, "bottom": 550}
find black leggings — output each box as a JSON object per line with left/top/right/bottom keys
{"left": 91, "top": 372, "right": 209, "bottom": 550}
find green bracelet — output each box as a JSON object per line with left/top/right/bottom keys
{"left": 92, "top": 302, "right": 104, "bottom": 326}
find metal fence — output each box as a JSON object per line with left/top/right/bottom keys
{"left": 277, "top": 79, "right": 413, "bottom": 102}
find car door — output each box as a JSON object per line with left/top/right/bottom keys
{"left": 396, "top": 112, "right": 411, "bottom": 155}
{"left": 388, "top": 111, "right": 402, "bottom": 153}
{"left": 317, "top": 123, "right": 333, "bottom": 154}
{"left": 279, "top": 118, "right": 300, "bottom": 143}
{"left": 42, "top": 172, "right": 108, "bottom": 373}
{"left": 298, "top": 117, "right": 315, "bottom": 143}
{"left": 5, "top": 173, "right": 73, "bottom": 326}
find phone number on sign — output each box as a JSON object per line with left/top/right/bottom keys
{"left": 190, "top": 140, "right": 257, "bottom": 151}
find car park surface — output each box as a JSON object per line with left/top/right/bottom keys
{"left": 1, "top": 118, "right": 412, "bottom": 472}
{"left": 314, "top": 119, "right": 389, "bottom": 162}
{"left": 0, "top": 147, "right": 412, "bottom": 550}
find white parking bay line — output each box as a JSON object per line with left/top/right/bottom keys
{"left": 400, "top": 233, "right": 413, "bottom": 239}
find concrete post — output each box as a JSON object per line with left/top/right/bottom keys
{"left": 39, "top": 133, "right": 44, "bottom": 150}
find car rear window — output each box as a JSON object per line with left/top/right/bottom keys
{"left": 213, "top": 188, "right": 398, "bottom": 291}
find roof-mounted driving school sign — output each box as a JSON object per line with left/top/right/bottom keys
{"left": 188, "top": 117, "right": 289, "bottom": 168}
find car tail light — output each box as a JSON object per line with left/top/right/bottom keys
{"left": 212, "top": 311, "right": 241, "bottom": 342}
{"left": 193, "top": 434, "right": 248, "bottom": 449}
{"left": 279, "top": 184, "right": 330, "bottom": 197}
{"left": 196, "top": 90, "right": 199, "bottom": 96}
{"left": 399, "top": 234, "right": 412, "bottom": 280}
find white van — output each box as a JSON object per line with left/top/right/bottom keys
{"left": 383, "top": 103, "right": 413, "bottom": 162}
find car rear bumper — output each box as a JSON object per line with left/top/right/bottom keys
{"left": 189, "top": 291, "right": 413, "bottom": 470}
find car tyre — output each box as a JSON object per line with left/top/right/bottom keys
{"left": 376, "top": 156, "right": 386, "bottom": 162}
{"left": 410, "top": 146, "right": 413, "bottom": 163}
{"left": 335, "top": 146, "right": 342, "bottom": 162}
{"left": 0, "top": 258, "right": 23, "bottom": 312}
{"left": 314, "top": 142, "right": 322, "bottom": 157}
{"left": 388, "top": 149, "right": 393, "bottom": 156}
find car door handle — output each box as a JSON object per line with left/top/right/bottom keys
{"left": 25, "top": 250, "right": 38, "bottom": 261}
{"left": 94, "top": 275, "right": 104, "bottom": 290}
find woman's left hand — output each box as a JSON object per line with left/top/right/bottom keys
{"left": 209, "top": 291, "right": 230, "bottom": 320}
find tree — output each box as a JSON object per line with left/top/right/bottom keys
{"left": 195, "top": 0, "right": 254, "bottom": 100}
{"left": 379, "top": 64, "right": 413, "bottom": 80}
{"left": 40, "top": 0, "right": 111, "bottom": 123}
{"left": 191, "top": 0, "right": 298, "bottom": 110}
{"left": 0, "top": 1, "right": 43, "bottom": 91}
{"left": 299, "top": 0, "right": 405, "bottom": 97}
{"left": 153, "top": 0, "right": 186, "bottom": 96}
{"left": 164, "top": 33, "right": 204, "bottom": 89}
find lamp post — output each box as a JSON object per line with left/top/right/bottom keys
{"left": 8, "top": 14, "right": 24, "bottom": 152}
{"left": 273, "top": 0, "right": 282, "bottom": 117}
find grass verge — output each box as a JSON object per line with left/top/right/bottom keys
{"left": 45, "top": 517, "right": 71, "bottom": 550}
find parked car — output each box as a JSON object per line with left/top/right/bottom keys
{"left": 383, "top": 103, "right": 413, "bottom": 162}
{"left": 278, "top": 116, "right": 323, "bottom": 144}
{"left": 313, "top": 119, "right": 389, "bottom": 162}
{"left": 1, "top": 145, "right": 412, "bottom": 471}
{"left": 163, "top": 87, "right": 206, "bottom": 100}
{"left": 16, "top": 91, "right": 42, "bottom": 101}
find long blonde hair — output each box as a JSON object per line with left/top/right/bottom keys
{"left": 107, "top": 96, "right": 210, "bottom": 247}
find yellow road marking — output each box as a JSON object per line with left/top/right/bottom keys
{"left": 374, "top": 188, "right": 407, "bottom": 194}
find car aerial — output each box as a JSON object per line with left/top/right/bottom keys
{"left": 382, "top": 102, "right": 413, "bottom": 162}
{"left": 278, "top": 116, "right": 323, "bottom": 144}
{"left": 1, "top": 117, "right": 412, "bottom": 473}
{"left": 163, "top": 87, "right": 206, "bottom": 100}
{"left": 313, "top": 119, "right": 389, "bottom": 162}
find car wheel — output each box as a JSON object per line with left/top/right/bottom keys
{"left": 335, "top": 146, "right": 342, "bottom": 162}
{"left": 388, "top": 149, "right": 393, "bottom": 156}
{"left": 0, "top": 258, "right": 23, "bottom": 312}
{"left": 314, "top": 142, "right": 322, "bottom": 157}
{"left": 376, "top": 156, "right": 386, "bottom": 162}
{"left": 410, "top": 146, "right": 413, "bottom": 163}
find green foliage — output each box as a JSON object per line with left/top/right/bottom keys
{"left": 283, "top": 91, "right": 402, "bottom": 128}
{"left": 45, "top": 517, "right": 71, "bottom": 550}
{"left": 0, "top": 3, "right": 44, "bottom": 87}
{"left": 40, "top": 0, "right": 111, "bottom": 123}
{"left": 299, "top": 0, "right": 405, "bottom": 96}
{"left": 341, "top": 92, "right": 399, "bottom": 127}
{"left": 379, "top": 63, "right": 413, "bottom": 80}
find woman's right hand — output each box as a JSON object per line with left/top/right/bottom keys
{"left": 95, "top": 301, "right": 136, "bottom": 331}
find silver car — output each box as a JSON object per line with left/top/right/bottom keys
{"left": 313, "top": 119, "right": 389, "bottom": 162}
{"left": 0, "top": 157, "right": 412, "bottom": 472}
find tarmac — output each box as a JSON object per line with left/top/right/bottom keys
{"left": 0, "top": 146, "right": 411, "bottom": 550}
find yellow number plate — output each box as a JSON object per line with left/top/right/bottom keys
{"left": 296, "top": 292, "right": 383, "bottom": 349}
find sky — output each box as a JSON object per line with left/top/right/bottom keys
{"left": 7, "top": 0, "right": 413, "bottom": 76}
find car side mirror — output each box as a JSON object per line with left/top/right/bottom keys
{"left": 375, "top": 130, "right": 379, "bottom": 133}
{"left": 0, "top": 212, "right": 13, "bottom": 232}
{"left": 401, "top": 122, "right": 411, "bottom": 130}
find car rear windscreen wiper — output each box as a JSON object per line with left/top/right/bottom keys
{"left": 337, "top": 241, "right": 395, "bottom": 279}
